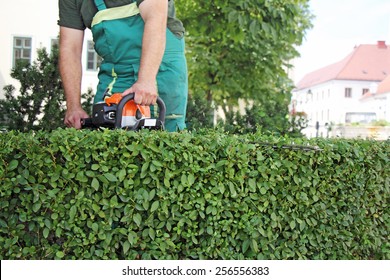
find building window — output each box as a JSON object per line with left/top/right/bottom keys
{"left": 86, "top": 41, "right": 101, "bottom": 71}
{"left": 362, "top": 88, "right": 369, "bottom": 96}
{"left": 345, "top": 112, "right": 376, "bottom": 124}
{"left": 344, "top": 88, "right": 352, "bottom": 98}
{"left": 13, "top": 37, "right": 32, "bottom": 67}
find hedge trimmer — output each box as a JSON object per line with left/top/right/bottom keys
{"left": 81, "top": 93, "right": 166, "bottom": 131}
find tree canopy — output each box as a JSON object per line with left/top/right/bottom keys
{"left": 177, "top": 0, "right": 313, "bottom": 133}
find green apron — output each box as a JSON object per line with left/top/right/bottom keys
{"left": 91, "top": 0, "right": 188, "bottom": 131}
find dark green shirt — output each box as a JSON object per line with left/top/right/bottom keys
{"left": 58, "top": 0, "right": 184, "bottom": 38}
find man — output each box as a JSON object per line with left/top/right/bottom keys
{"left": 58, "top": 0, "right": 188, "bottom": 132}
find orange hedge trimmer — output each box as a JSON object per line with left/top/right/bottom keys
{"left": 81, "top": 93, "right": 165, "bottom": 130}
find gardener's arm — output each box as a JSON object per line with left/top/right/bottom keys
{"left": 122, "top": 0, "right": 168, "bottom": 106}
{"left": 59, "top": 27, "right": 89, "bottom": 129}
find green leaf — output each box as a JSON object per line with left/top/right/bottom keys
{"left": 0, "top": 219, "right": 7, "bottom": 227}
{"left": 149, "top": 228, "right": 156, "bottom": 240}
{"left": 104, "top": 173, "right": 118, "bottom": 182}
{"left": 290, "top": 220, "right": 296, "bottom": 230}
{"left": 133, "top": 213, "right": 142, "bottom": 227}
{"left": 32, "top": 202, "right": 41, "bottom": 213}
{"left": 56, "top": 251, "right": 65, "bottom": 259}
{"left": 76, "top": 171, "right": 88, "bottom": 183}
{"left": 123, "top": 241, "right": 130, "bottom": 254}
{"left": 92, "top": 223, "right": 98, "bottom": 232}
{"left": 152, "top": 160, "right": 163, "bottom": 167}
{"left": 8, "top": 160, "right": 18, "bottom": 171}
{"left": 242, "top": 239, "right": 250, "bottom": 253}
{"left": 128, "top": 231, "right": 137, "bottom": 245}
{"left": 148, "top": 189, "right": 156, "bottom": 201}
{"left": 118, "top": 169, "right": 126, "bottom": 182}
{"left": 188, "top": 174, "right": 195, "bottom": 185}
{"left": 181, "top": 174, "right": 187, "bottom": 186}
{"left": 251, "top": 239, "right": 259, "bottom": 253}
{"left": 229, "top": 183, "right": 237, "bottom": 197}
{"left": 91, "top": 164, "right": 100, "bottom": 170}
{"left": 44, "top": 219, "right": 52, "bottom": 229}
{"left": 91, "top": 178, "right": 99, "bottom": 191}
{"left": 248, "top": 178, "right": 256, "bottom": 192}
{"left": 75, "top": 191, "right": 85, "bottom": 200}
{"left": 150, "top": 201, "right": 159, "bottom": 212}
{"left": 43, "top": 228, "right": 50, "bottom": 239}
{"left": 69, "top": 205, "right": 77, "bottom": 220}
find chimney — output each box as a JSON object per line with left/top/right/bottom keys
{"left": 377, "top": 40, "right": 387, "bottom": 49}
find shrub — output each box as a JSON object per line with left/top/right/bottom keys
{"left": 0, "top": 129, "right": 388, "bottom": 259}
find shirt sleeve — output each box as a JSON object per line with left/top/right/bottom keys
{"left": 58, "top": 0, "right": 86, "bottom": 30}
{"left": 137, "top": 0, "right": 170, "bottom": 7}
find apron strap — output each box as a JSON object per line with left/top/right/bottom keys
{"left": 94, "top": 0, "right": 107, "bottom": 11}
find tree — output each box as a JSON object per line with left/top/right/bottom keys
{"left": 176, "top": 0, "right": 313, "bottom": 134}
{"left": 0, "top": 44, "right": 93, "bottom": 132}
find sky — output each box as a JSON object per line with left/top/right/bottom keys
{"left": 292, "top": 0, "right": 390, "bottom": 84}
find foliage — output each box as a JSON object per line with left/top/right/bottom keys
{"left": 0, "top": 45, "right": 94, "bottom": 132}
{"left": 0, "top": 46, "right": 65, "bottom": 132}
{"left": 370, "top": 120, "right": 390, "bottom": 127}
{"left": 185, "top": 93, "right": 215, "bottom": 130}
{"left": 0, "top": 129, "right": 388, "bottom": 260}
{"left": 176, "top": 0, "right": 313, "bottom": 133}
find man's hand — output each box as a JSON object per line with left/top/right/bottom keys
{"left": 64, "top": 107, "right": 89, "bottom": 129}
{"left": 122, "top": 80, "right": 158, "bottom": 105}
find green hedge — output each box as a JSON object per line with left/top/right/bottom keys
{"left": 0, "top": 129, "right": 388, "bottom": 259}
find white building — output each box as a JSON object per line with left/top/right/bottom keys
{"left": 0, "top": 0, "right": 99, "bottom": 99}
{"left": 360, "top": 74, "right": 390, "bottom": 122}
{"left": 292, "top": 41, "right": 390, "bottom": 138}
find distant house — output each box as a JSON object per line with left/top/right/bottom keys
{"left": 360, "top": 74, "right": 390, "bottom": 122}
{"left": 0, "top": 0, "right": 99, "bottom": 99}
{"left": 292, "top": 41, "right": 390, "bottom": 138}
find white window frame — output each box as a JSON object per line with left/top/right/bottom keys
{"left": 86, "top": 40, "right": 101, "bottom": 71}
{"left": 13, "top": 36, "right": 32, "bottom": 67}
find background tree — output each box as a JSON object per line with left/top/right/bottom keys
{"left": 0, "top": 44, "right": 93, "bottom": 132}
{"left": 177, "top": 0, "right": 313, "bottom": 135}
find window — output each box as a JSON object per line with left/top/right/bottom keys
{"left": 344, "top": 88, "right": 352, "bottom": 98}
{"left": 362, "top": 88, "right": 369, "bottom": 96}
{"left": 13, "top": 37, "right": 32, "bottom": 67}
{"left": 345, "top": 112, "right": 376, "bottom": 123}
{"left": 86, "top": 41, "right": 102, "bottom": 71}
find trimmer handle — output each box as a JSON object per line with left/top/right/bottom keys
{"left": 114, "top": 93, "right": 166, "bottom": 129}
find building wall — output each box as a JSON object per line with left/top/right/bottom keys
{"left": 0, "top": 0, "right": 99, "bottom": 99}
{"left": 292, "top": 80, "right": 381, "bottom": 138}
{"left": 360, "top": 93, "right": 390, "bottom": 122}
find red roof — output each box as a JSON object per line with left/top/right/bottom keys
{"left": 377, "top": 74, "right": 390, "bottom": 94}
{"left": 361, "top": 74, "right": 390, "bottom": 100}
{"left": 296, "top": 41, "right": 390, "bottom": 90}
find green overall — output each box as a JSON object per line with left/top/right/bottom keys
{"left": 91, "top": 0, "right": 188, "bottom": 131}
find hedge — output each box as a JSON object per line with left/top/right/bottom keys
{"left": 0, "top": 129, "right": 388, "bottom": 259}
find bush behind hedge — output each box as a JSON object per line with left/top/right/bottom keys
{"left": 0, "top": 129, "right": 388, "bottom": 259}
